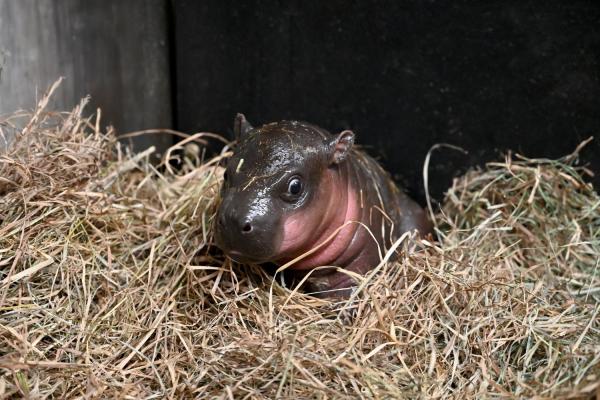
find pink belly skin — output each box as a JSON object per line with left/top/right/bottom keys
{"left": 278, "top": 168, "right": 362, "bottom": 270}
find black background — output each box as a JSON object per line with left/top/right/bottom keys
{"left": 173, "top": 1, "right": 600, "bottom": 204}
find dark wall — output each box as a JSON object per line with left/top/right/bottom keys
{"left": 173, "top": 1, "right": 600, "bottom": 203}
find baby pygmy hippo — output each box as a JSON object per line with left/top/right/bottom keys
{"left": 215, "top": 114, "right": 432, "bottom": 297}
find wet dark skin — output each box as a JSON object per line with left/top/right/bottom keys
{"left": 215, "top": 114, "right": 432, "bottom": 298}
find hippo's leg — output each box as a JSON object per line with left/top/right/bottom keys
{"left": 302, "top": 246, "right": 379, "bottom": 298}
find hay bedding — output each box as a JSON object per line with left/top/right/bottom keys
{"left": 0, "top": 84, "right": 599, "bottom": 399}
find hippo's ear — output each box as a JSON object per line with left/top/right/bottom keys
{"left": 233, "top": 113, "right": 254, "bottom": 140}
{"left": 329, "top": 130, "right": 355, "bottom": 164}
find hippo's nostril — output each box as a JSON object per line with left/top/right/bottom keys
{"left": 242, "top": 221, "right": 252, "bottom": 233}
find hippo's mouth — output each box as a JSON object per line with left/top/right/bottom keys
{"left": 224, "top": 250, "right": 269, "bottom": 264}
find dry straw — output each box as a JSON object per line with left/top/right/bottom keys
{"left": 1, "top": 82, "right": 599, "bottom": 399}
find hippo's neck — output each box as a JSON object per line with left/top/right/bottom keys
{"left": 279, "top": 156, "right": 384, "bottom": 279}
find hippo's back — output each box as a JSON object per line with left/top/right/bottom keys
{"left": 350, "top": 149, "right": 433, "bottom": 241}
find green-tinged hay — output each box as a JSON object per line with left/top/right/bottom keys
{"left": 0, "top": 84, "right": 599, "bottom": 399}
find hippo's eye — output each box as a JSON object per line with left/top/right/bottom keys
{"left": 287, "top": 177, "right": 303, "bottom": 196}
{"left": 281, "top": 176, "right": 305, "bottom": 203}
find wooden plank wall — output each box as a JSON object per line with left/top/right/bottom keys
{"left": 0, "top": 0, "right": 173, "bottom": 153}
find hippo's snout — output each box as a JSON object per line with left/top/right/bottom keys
{"left": 214, "top": 193, "right": 280, "bottom": 263}
{"left": 217, "top": 209, "right": 254, "bottom": 236}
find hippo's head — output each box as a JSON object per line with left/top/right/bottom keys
{"left": 214, "top": 114, "right": 355, "bottom": 265}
